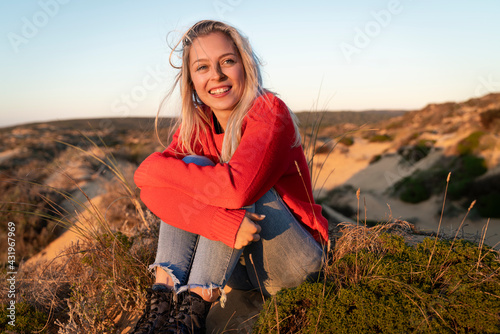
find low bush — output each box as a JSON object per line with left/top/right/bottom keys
{"left": 397, "top": 143, "right": 432, "bottom": 165}
{"left": 338, "top": 136, "right": 354, "bottom": 146}
{"left": 254, "top": 232, "right": 500, "bottom": 333}
{"left": 0, "top": 301, "right": 49, "bottom": 333}
{"left": 476, "top": 192, "right": 500, "bottom": 218}
{"left": 456, "top": 131, "right": 484, "bottom": 155}
{"left": 368, "top": 134, "right": 393, "bottom": 143}
{"left": 393, "top": 154, "right": 487, "bottom": 205}
{"left": 448, "top": 154, "right": 487, "bottom": 200}
{"left": 397, "top": 176, "right": 432, "bottom": 203}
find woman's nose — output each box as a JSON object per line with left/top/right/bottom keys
{"left": 211, "top": 64, "right": 227, "bottom": 80}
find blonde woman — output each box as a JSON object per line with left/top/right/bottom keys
{"left": 133, "top": 20, "right": 328, "bottom": 334}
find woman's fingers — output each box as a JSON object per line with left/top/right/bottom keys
{"left": 246, "top": 213, "right": 264, "bottom": 235}
{"left": 245, "top": 212, "right": 266, "bottom": 222}
{"left": 255, "top": 223, "right": 262, "bottom": 234}
{"left": 234, "top": 215, "right": 264, "bottom": 249}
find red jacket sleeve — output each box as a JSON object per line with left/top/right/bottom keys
{"left": 134, "top": 94, "right": 296, "bottom": 209}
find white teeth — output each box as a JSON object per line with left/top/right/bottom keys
{"left": 210, "top": 87, "right": 230, "bottom": 95}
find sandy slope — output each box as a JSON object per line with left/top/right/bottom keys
{"left": 311, "top": 138, "right": 392, "bottom": 195}
{"left": 313, "top": 144, "right": 500, "bottom": 248}
{"left": 24, "top": 192, "right": 106, "bottom": 267}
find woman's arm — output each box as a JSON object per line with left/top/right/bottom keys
{"left": 140, "top": 185, "right": 246, "bottom": 247}
{"left": 134, "top": 94, "right": 296, "bottom": 209}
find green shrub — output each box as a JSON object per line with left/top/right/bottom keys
{"left": 393, "top": 154, "right": 487, "bottom": 204}
{"left": 477, "top": 192, "right": 500, "bottom": 218}
{"left": 0, "top": 302, "right": 48, "bottom": 333}
{"left": 398, "top": 176, "right": 431, "bottom": 203}
{"left": 386, "top": 120, "right": 403, "bottom": 129}
{"left": 448, "top": 155, "right": 487, "bottom": 200}
{"left": 447, "top": 179, "right": 472, "bottom": 200}
{"left": 460, "top": 154, "right": 487, "bottom": 178}
{"left": 457, "top": 131, "right": 484, "bottom": 155}
{"left": 338, "top": 136, "right": 354, "bottom": 146}
{"left": 397, "top": 143, "right": 432, "bottom": 164}
{"left": 410, "top": 132, "right": 420, "bottom": 140}
{"left": 368, "top": 134, "right": 393, "bottom": 143}
{"left": 466, "top": 173, "right": 500, "bottom": 218}
{"left": 254, "top": 235, "right": 500, "bottom": 333}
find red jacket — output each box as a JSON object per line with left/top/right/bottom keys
{"left": 134, "top": 92, "right": 329, "bottom": 248}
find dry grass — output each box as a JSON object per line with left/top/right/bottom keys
{"left": 333, "top": 219, "right": 415, "bottom": 262}
{"left": 1, "top": 134, "right": 161, "bottom": 333}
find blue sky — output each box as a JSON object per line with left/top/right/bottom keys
{"left": 1, "top": 0, "right": 500, "bottom": 127}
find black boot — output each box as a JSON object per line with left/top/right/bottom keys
{"left": 131, "top": 285, "right": 176, "bottom": 334}
{"left": 158, "top": 291, "right": 212, "bottom": 334}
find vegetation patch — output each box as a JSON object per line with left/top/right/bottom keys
{"left": 0, "top": 301, "right": 49, "bottom": 333}
{"left": 476, "top": 193, "right": 500, "bottom": 218}
{"left": 447, "top": 154, "right": 487, "bottom": 200}
{"left": 393, "top": 154, "right": 487, "bottom": 209}
{"left": 368, "top": 134, "right": 393, "bottom": 143}
{"left": 397, "top": 142, "right": 433, "bottom": 165}
{"left": 254, "top": 230, "right": 500, "bottom": 333}
{"left": 396, "top": 175, "right": 432, "bottom": 203}
{"left": 338, "top": 136, "right": 354, "bottom": 146}
{"left": 456, "top": 131, "right": 485, "bottom": 155}
{"left": 392, "top": 164, "right": 448, "bottom": 204}
{"left": 467, "top": 173, "right": 500, "bottom": 218}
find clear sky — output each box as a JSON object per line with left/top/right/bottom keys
{"left": 1, "top": 0, "right": 499, "bottom": 128}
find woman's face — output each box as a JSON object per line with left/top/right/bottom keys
{"left": 189, "top": 32, "right": 245, "bottom": 118}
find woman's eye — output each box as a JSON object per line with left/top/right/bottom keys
{"left": 196, "top": 64, "right": 208, "bottom": 71}
{"left": 223, "top": 59, "right": 235, "bottom": 65}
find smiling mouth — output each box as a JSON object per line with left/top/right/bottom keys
{"left": 209, "top": 87, "right": 231, "bottom": 95}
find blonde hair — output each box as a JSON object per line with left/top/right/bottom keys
{"left": 157, "top": 20, "right": 300, "bottom": 162}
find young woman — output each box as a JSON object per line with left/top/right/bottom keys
{"left": 132, "top": 20, "right": 329, "bottom": 334}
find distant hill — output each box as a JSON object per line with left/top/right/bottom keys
{"left": 295, "top": 110, "right": 407, "bottom": 128}
{"left": 1, "top": 117, "right": 175, "bottom": 132}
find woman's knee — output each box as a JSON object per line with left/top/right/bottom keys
{"left": 266, "top": 260, "right": 322, "bottom": 295}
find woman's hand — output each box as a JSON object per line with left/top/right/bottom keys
{"left": 234, "top": 212, "right": 265, "bottom": 249}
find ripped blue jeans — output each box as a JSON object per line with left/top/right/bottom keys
{"left": 149, "top": 155, "right": 324, "bottom": 299}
